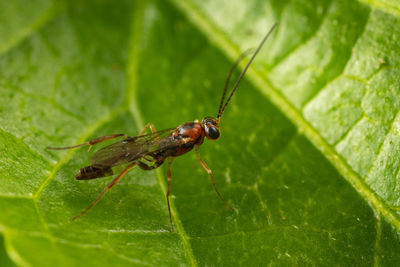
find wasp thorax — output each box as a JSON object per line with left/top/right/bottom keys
{"left": 202, "top": 117, "right": 220, "bottom": 140}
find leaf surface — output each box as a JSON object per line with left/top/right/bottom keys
{"left": 1, "top": 0, "right": 400, "bottom": 266}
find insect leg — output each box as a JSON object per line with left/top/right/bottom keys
{"left": 137, "top": 158, "right": 174, "bottom": 231}
{"left": 72, "top": 162, "right": 137, "bottom": 221}
{"left": 166, "top": 158, "right": 174, "bottom": 232}
{"left": 142, "top": 155, "right": 154, "bottom": 162}
{"left": 195, "top": 145, "right": 233, "bottom": 211}
{"left": 139, "top": 123, "right": 157, "bottom": 135}
{"left": 136, "top": 159, "right": 164, "bottom": 170}
{"left": 47, "top": 134, "right": 131, "bottom": 151}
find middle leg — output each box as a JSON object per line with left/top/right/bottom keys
{"left": 139, "top": 123, "right": 157, "bottom": 135}
{"left": 166, "top": 157, "right": 174, "bottom": 232}
{"left": 137, "top": 157, "right": 175, "bottom": 231}
{"left": 195, "top": 145, "right": 233, "bottom": 211}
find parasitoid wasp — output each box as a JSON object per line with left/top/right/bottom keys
{"left": 47, "top": 23, "right": 278, "bottom": 231}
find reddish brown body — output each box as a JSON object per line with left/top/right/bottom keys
{"left": 171, "top": 121, "right": 205, "bottom": 156}
{"left": 74, "top": 121, "right": 208, "bottom": 181}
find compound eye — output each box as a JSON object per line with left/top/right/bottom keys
{"left": 207, "top": 126, "right": 220, "bottom": 139}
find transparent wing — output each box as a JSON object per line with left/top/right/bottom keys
{"left": 90, "top": 127, "right": 177, "bottom": 167}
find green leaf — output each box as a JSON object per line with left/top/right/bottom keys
{"left": 1, "top": 0, "right": 400, "bottom": 265}
{"left": 0, "top": 234, "right": 15, "bottom": 267}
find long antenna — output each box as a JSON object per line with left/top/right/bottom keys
{"left": 217, "top": 23, "right": 278, "bottom": 121}
{"left": 217, "top": 48, "right": 254, "bottom": 118}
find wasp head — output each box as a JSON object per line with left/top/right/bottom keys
{"left": 202, "top": 117, "right": 220, "bottom": 140}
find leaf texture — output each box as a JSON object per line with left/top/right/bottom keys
{"left": 1, "top": 0, "right": 400, "bottom": 266}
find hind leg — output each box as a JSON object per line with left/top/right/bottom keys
{"left": 72, "top": 162, "right": 137, "bottom": 220}
{"left": 48, "top": 123, "right": 156, "bottom": 151}
{"left": 47, "top": 134, "right": 131, "bottom": 151}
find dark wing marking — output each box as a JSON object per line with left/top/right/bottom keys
{"left": 90, "top": 127, "right": 177, "bottom": 167}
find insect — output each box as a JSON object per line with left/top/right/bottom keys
{"left": 47, "top": 23, "right": 278, "bottom": 231}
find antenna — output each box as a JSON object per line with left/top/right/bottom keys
{"left": 216, "top": 23, "right": 278, "bottom": 121}
{"left": 217, "top": 48, "right": 254, "bottom": 118}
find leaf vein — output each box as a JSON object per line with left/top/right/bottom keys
{"left": 333, "top": 114, "right": 366, "bottom": 146}
{"left": 359, "top": 0, "right": 400, "bottom": 18}
{"left": 170, "top": 0, "right": 400, "bottom": 233}
{"left": 373, "top": 213, "right": 382, "bottom": 267}
{"left": 33, "top": 107, "right": 126, "bottom": 199}
{"left": 0, "top": 3, "right": 60, "bottom": 56}
{"left": 269, "top": 0, "right": 333, "bottom": 70}
{"left": 190, "top": 224, "right": 361, "bottom": 240}
{"left": 300, "top": 8, "right": 372, "bottom": 108}
{"left": 126, "top": 3, "right": 197, "bottom": 266}
{"left": 364, "top": 109, "right": 400, "bottom": 180}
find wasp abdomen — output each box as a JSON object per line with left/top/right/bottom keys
{"left": 76, "top": 165, "right": 113, "bottom": 180}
